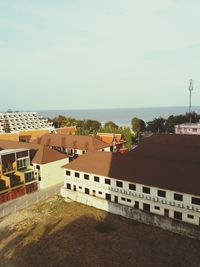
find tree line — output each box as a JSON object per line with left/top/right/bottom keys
{"left": 49, "top": 112, "right": 199, "bottom": 150}
{"left": 131, "top": 112, "right": 200, "bottom": 137}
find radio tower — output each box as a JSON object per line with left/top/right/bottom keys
{"left": 188, "top": 79, "right": 194, "bottom": 123}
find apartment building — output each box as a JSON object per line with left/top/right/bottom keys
{"left": 0, "top": 148, "right": 37, "bottom": 204}
{"left": 61, "top": 134, "right": 200, "bottom": 226}
{"left": 0, "top": 112, "right": 54, "bottom": 133}
{"left": 33, "top": 133, "right": 111, "bottom": 160}
{"left": 0, "top": 140, "right": 69, "bottom": 193}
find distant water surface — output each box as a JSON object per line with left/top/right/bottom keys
{"left": 38, "top": 106, "right": 200, "bottom": 126}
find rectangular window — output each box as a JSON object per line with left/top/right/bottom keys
{"left": 187, "top": 214, "right": 194, "bottom": 219}
{"left": 129, "top": 184, "right": 136, "bottom": 191}
{"left": 121, "top": 197, "right": 126, "bottom": 201}
{"left": 84, "top": 174, "right": 89, "bottom": 180}
{"left": 174, "top": 193, "right": 183, "bottom": 202}
{"left": 36, "top": 165, "right": 40, "bottom": 170}
{"left": 75, "top": 172, "right": 80, "bottom": 178}
{"left": 105, "top": 178, "right": 111, "bottom": 185}
{"left": 134, "top": 201, "right": 139, "bottom": 209}
{"left": 85, "top": 188, "right": 89, "bottom": 195}
{"left": 105, "top": 193, "right": 111, "bottom": 201}
{"left": 143, "top": 203, "right": 150, "bottom": 212}
{"left": 157, "top": 190, "right": 166, "bottom": 198}
{"left": 66, "top": 170, "right": 70, "bottom": 176}
{"left": 174, "top": 211, "right": 182, "bottom": 220}
{"left": 116, "top": 181, "right": 123, "bottom": 188}
{"left": 98, "top": 191, "right": 102, "bottom": 195}
{"left": 155, "top": 206, "right": 160, "bottom": 210}
{"left": 192, "top": 197, "right": 200, "bottom": 205}
{"left": 127, "top": 199, "right": 131, "bottom": 203}
{"left": 143, "top": 186, "right": 150, "bottom": 194}
{"left": 78, "top": 186, "right": 82, "bottom": 189}
{"left": 66, "top": 183, "right": 71, "bottom": 190}
{"left": 94, "top": 176, "right": 99, "bottom": 182}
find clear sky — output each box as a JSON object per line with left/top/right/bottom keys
{"left": 0, "top": 0, "right": 200, "bottom": 111}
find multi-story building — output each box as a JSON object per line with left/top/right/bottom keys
{"left": 0, "top": 148, "right": 38, "bottom": 203}
{"left": 0, "top": 139, "right": 69, "bottom": 194}
{"left": 175, "top": 122, "right": 200, "bottom": 135}
{"left": 33, "top": 133, "right": 111, "bottom": 160}
{"left": 0, "top": 112, "right": 54, "bottom": 133}
{"left": 61, "top": 134, "right": 200, "bottom": 226}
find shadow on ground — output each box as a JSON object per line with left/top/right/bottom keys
{"left": 1, "top": 212, "right": 200, "bottom": 267}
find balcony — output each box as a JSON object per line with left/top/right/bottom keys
{"left": 10, "top": 178, "right": 23, "bottom": 188}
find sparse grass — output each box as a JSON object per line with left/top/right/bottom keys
{"left": 0, "top": 196, "right": 200, "bottom": 267}
{"left": 95, "top": 219, "right": 115, "bottom": 233}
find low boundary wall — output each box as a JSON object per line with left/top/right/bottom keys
{"left": 61, "top": 187, "right": 200, "bottom": 240}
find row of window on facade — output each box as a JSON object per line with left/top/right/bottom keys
{"left": 65, "top": 170, "right": 200, "bottom": 206}
{"left": 65, "top": 183, "right": 195, "bottom": 221}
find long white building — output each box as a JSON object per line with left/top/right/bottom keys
{"left": 0, "top": 112, "right": 54, "bottom": 133}
{"left": 61, "top": 134, "right": 200, "bottom": 226}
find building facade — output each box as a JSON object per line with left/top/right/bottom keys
{"left": 175, "top": 123, "right": 200, "bottom": 135}
{"left": 0, "top": 148, "right": 38, "bottom": 204}
{"left": 0, "top": 112, "right": 54, "bottom": 133}
{"left": 61, "top": 147, "right": 200, "bottom": 227}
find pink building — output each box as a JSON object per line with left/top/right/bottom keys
{"left": 175, "top": 123, "right": 200, "bottom": 135}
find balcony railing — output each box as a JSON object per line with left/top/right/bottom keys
{"left": 10, "top": 180, "right": 23, "bottom": 188}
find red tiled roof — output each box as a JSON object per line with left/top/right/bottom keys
{"left": 33, "top": 133, "right": 110, "bottom": 151}
{"left": 62, "top": 134, "right": 200, "bottom": 196}
{"left": 0, "top": 140, "right": 68, "bottom": 164}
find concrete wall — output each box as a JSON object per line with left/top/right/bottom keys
{"left": 63, "top": 169, "right": 200, "bottom": 226}
{"left": 61, "top": 188, "right": 200, "bottom": 240}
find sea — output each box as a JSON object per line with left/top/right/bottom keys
{"left": 38, "top": 106, "right": 200, "bottom": 127}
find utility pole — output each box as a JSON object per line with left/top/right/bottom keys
{"left": 188, "top": 79, "right": 194, "bottom": 123}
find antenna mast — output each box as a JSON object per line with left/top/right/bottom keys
{"left": 189, "top": 79, "right": 194, "bottom": 123}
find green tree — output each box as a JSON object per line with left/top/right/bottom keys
{"left": 104, "top": 121, "right": 119, "bottom": 129}
{"left": 131, "top": 117, "right": 146, "bottom": 135}
{"left": 146, "top": 117, "right": 166, "bottom": 133}
{"left": 123, "top": 127, "right": 133, "bottom": 150}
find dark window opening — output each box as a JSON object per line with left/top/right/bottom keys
{"left": 114, "top": 196, "right": 118, "bottom": 203}
{"left": 116, "top": 181, "right": 123, "bottom": 188}
{"left": 105, "top": 193, "right": 111, "bottom": 201}
{"left": 84, "top": 174, "right": 89, "bottom": 180}
{"left": 121, "top": 197, "right": 126, "bottom": 201}
{"left": 134, "top": 201, "right": 139, "bottom": 209}
{"left": 127, "top": 199, "right": 131, "bottom": 203}
{"left": 174, "top": 193, "right": 183, "bottom": 202}
{"left": 187, "top": 214, "right": 194, "bottom": 219}
{"left": 94, "top": 176, "right": 99, "bottom": 182}
{"left": 174, "top": 211, "right": 182, "bottom": 220}
{"left": 143, "top": 203, "right": 150, "bottom": 212}
{"left": 105, "top": 178, "right": 111, "bottom": 185}
{"left": 129, "top": 184, "right": 136, "bottom": 191}
{"left": 78, "top": 186, "right": 82, "bottom": 189}
{"left": 155, "top": 206, "right": 160, "bottom": 210}
{"left": 192, "top": 197, "right": 200, "bottom": 205}
{"left": 75, "top": 172, "right": 80, "bottom": 178}
{"left": 157, "top": 190, "right": 166, "bottom": 198}
{"left": 98, "top": 191, "right": 102, "bottom": 195}
{"left": 85, "top": 188, "right": 89, "bottom": 195}
{"left": 143, "top": 187, "right": 150, "bottom": 194}
{"left": 66, "top": 183, "right": 71, "bottom": 190}
{"left": 66, "top": 170, "right": 71, "bottom": 176}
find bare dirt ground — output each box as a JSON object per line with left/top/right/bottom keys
{"left": 0, "top": 196, "right": 200, "bottom": 267}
